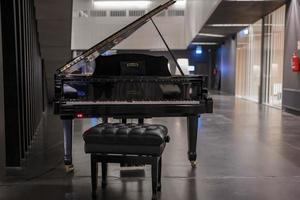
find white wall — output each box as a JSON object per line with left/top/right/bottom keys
{"left": 71, "top": 0, "right": 222, "bottom": 50}
{"left": 72, "top": 16, "right": 186, "bottom": 50}
{"left": 71, "top": 0, "right": 187, "bottom": 50}
{"left": 184, "top": 0, "right": 222, "bottom": 45}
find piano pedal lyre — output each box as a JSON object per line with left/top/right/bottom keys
{"left": 65, "top": 164, "right": 74, "bottom": 173}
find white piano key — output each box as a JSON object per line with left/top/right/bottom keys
{"left": 65, "top": 100, "right": 200, "bottom": 106}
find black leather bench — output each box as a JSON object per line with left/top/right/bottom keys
{"left": 83, "top": 123, "right": 170, "bottom": 199}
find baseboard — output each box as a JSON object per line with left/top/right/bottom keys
{"left": 284, "top": 106, "right": 300, "bottom": 116}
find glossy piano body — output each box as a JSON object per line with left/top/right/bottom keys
{"left": 54, "top": 0, "right": 213, "bottom": 170}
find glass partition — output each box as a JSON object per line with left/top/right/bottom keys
{"left": 262, "top": 5, "right": 285, "bottom": 108}
{"left": 235, "top": 5, "right": 285, "bottom": 107}
{"left": 235, "top": 20, "right": 262, "bottom": 102}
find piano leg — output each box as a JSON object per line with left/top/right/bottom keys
{"left": 138, "top": 118, "right": 144, "bottom": 124}
{"left": 63, "top": 119, "right": 74, "bottom": 172}
{"left": 187, "top": 115, "right": 198, "bottom": 168}
{"left": 102, "top": 117, "right": 108, "bottom": 123}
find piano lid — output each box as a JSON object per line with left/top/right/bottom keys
{"left": 57, "top": 0, "right": 176, "bottom": 74}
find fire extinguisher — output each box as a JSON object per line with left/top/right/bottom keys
{"left": 291, "top": 52, "right": 300, "bottom": 72}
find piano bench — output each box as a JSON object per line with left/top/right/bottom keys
{"left": 83, "top": 123, "right": 170, "bottom": 199}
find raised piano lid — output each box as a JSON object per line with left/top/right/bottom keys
{"left": 56, "top": 0, "right": 176, "bottom": 75}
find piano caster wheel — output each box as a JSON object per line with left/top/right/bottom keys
{"left": 65, "top": 164, "right": 74, "bottom": 173}
{"left": 190, "top": 161, "right": 197, "bottom": 168}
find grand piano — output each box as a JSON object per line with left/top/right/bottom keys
{"left": 54, "top": 0, "right": 213, "bottom": 172}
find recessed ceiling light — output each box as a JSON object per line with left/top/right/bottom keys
{"left": 243, "top": 28, "right": 249, "bottom": 35}
{"left": 225, "top": 0, "right": 268, "bottom": 1}
{"left": 93, "top": 1, "right": 151, "bottom": 9}
{"left": 93, "top": 0, "right": 186, "bottom": 9}
{"left": 191, "top": 42, "right": 218, "bottom": 45}
{"left": 173, "top": 0, "right": 186, "bottom": 8}
{"left": 198, "top": 33, "right": 225, "bottom": 38}
{"left": 207, "top": 24, "right": 249, "bottom": 27}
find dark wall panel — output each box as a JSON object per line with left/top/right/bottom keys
{"left": 0, "top": 1, "right": 5, "bottom": 173}
{"left": 216, "top": 37, "right": 236, "bottom": 95}
{"left": 283, "top": 0, "right": 300, "bottom": 113}
{"left": 1, "top": 0, "right": 43, "bottom": 167}
{"left": 1, "top": 0, "right": 22, "bottom": 166}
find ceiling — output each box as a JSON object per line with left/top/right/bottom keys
{"left": 192, "top": 0, "right": 286, "bottom": 46}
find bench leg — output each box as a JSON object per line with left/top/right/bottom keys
{"left": 158, "top": 157, "right": 162, "bottom": 192}
{"left": 101, "top": 162, "right": 108, "bottom": 188}
{"left": 151, "top": 157, "right": 159, "bottom": 199}
{"left": 91, "top": 155, "right": 98, "bottom": 197}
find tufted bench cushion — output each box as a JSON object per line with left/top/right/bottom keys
{"left": 83, "top": 123, "right": 169, "bottom": 156}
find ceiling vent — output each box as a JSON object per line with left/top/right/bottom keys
{"left": 168, "top": 9, "right": 184, "bottom": 17}
{"left": 90, "top": 10, "right": 107, "bottom": 17}
{"left": 77, "top": 10, "right": 89, "bottom": 18}
{"left": 129, "top": 10, "right": 146, "bottom": 17}
{"left": 110, "top": 10, "right": 126, "bottom": 17}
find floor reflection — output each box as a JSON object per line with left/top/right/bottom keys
{"left": 1, "top": 95, "right": 300, "bottom": 200}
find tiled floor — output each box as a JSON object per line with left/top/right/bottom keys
{"left": 1, "top": 95, "right": 300, "bottom": 200}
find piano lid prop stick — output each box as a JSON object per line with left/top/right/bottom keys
{"left": 150, "top": 18, "right": 184, "bottom": 76}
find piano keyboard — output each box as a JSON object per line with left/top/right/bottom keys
{"left": 65, "top": 100, "right": 200, "bottom": 106}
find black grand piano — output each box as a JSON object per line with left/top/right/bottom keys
{"left": 54, "top": 0, "right": 213, "bottom": 171}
